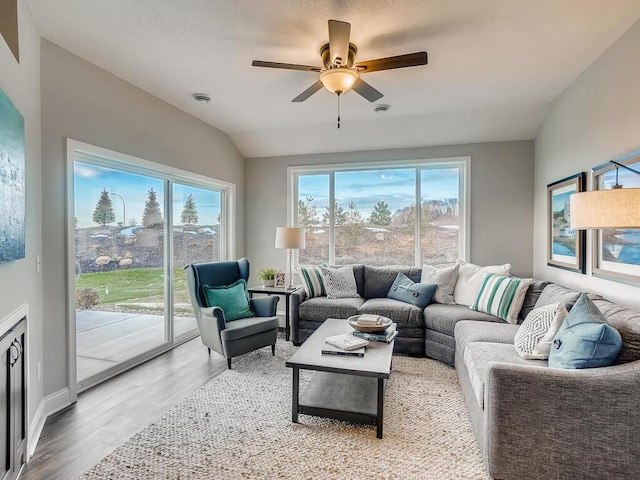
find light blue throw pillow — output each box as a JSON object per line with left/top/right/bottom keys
{"left": 548, "top": 294, "right": 622, "bottom": 369}
{"left": 387, "top": 272, "right": 436, "bottom": 309}
{"left": 202, "top": 279, "right": 255, "bottom": 321}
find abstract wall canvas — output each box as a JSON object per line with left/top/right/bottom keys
{"left": 0, "top": 87, "right": 25, "bottom": 263}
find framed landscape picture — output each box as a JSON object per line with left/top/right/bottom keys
{"left": 592, "top": 151, "right": 640, "bottom": 283}
{"left": 0, "top": 87, "right": 25, "bottom": 264}
{"left": 547, "top": 173, "right": 586, "bottom": 273}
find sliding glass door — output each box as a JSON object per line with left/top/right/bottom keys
{"left": 71, "top": 147, "right": 230, "bottom": 390}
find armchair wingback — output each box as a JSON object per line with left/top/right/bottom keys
{"left": 185, "top": 258, "right": 279, "bottom": 368}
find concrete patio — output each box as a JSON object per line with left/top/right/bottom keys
{"left": 76, "top": 310, "right": 198, "bottom": 380}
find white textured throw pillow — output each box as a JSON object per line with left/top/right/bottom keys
{"left": 453, "top": 261, "right": 511, "bottom": 306}
{"left": 514, "top": 302, "right": 568, "bottom": 360}
{"left": 421, "top": 263, "right": 459, "bottom": 305}
{"left": 320, "top": 266, "right": 360, "bottom": 299}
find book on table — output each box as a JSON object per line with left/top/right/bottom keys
{"left": 321, "top": 344, "right": 365, "bottom": 357}
{"left": 324, "top": 333, "right": 369, "bottom": 351}
{"left": 351, "top": 323, "right": 397, "bottom": 343}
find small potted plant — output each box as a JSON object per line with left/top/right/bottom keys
{"left": 258, "top": 268, "right": 276, "bottom": 287}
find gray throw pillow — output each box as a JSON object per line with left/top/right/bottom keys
{"left": 420, "top": 263, "right": 459, "bottom": 305}
{"left": 320, "top": 266, "right": 360, "bottom": 299}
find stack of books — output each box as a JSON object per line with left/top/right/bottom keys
{"left": 352, "top": 323, "right": 397, "bottom": 343}
{"left": 322, "top": 333, "right": 368, "bottom": 356}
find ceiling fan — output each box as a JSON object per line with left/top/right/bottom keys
{"left": 252, "top": 20, "right": 428, "bottom": 107}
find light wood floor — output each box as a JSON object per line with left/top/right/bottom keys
{"left": 22, "top": 336, "right": 228, "bottom": 480}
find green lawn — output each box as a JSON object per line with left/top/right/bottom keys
{"left": 76, "top": 267, "right": 190, "bottom": 305}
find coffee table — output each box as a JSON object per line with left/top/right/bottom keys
{"left": 285, "top": 318, "right": 395, "bottom": 439}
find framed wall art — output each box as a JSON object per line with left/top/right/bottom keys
{"left": 592, "top": 151, "right": 640, "bottom": 283}
{"left": 0, "top": 87, "right": 26, "bottom": 264}
{"left": 547, "top": 172, "right": 586, "bottom": 273}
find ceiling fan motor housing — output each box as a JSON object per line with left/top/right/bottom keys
{"left": 320, "top": 42, "right": 358, "bottom": 68}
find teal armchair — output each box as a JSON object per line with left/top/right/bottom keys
{"left": 185, "top": 258, "right": 279, "bottom": 368}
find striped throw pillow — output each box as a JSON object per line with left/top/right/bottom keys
{"left": 297, "top": 265, "right": 327, "bottom": 298}
{"left": 470, "top": 273, "right": 533, "bottom": 324}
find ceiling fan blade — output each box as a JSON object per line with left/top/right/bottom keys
{"left": 355, "top": 51, "right": 428, "bottom": 73}
{"left": 292, "top": 81, "right": 324, "bottom": 102}
{"left": 328, "top": 20, "right": 351, "bottom": 66}
{"left": 351, "top": 79, "right": 384, "bottom": 102}
{"left": 252, "top": 60, "right": 322, "bottom": 72}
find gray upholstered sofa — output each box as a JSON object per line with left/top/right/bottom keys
{"left": 290, "top": 264, "right": 640, "bottom": 479}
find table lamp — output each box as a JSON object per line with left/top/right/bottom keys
{"left": 275, "top": 227, "right": 306, "bottom": 289}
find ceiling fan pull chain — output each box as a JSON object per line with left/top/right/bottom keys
{"left": 337, "top": 93, "right": 341, "bottom": 129}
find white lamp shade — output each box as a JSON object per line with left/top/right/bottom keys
{"left": 570, "top": 188, "right": 640, "bottom": 229}
{"left": 275, "top": 227, "right": 306, "bottom": 249}
{"left": 319, "top": 68, "right": 359, "bottom": 94}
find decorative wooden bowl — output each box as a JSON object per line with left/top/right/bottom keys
{"left": 347, "top": 315, "right": 392, "bottom": 333}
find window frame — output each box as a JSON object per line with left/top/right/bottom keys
{"left": 287, "top": 157, "right": 470, "bottom": 267}
{"left": 66, "top": 138, "right": 236, "bottom": 398}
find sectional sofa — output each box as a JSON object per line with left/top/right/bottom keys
{"left": 290, "top": 264, "right": 640, "bottom": 480}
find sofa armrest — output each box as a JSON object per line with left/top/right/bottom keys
{"left": 484, "top": 361, "right": 640, "bottom": 479}
{"left": 290, "top": 290, "right": 306, "bottom": 345}
{"left": 250, "top": 296, "right": 279, "bottom": 317}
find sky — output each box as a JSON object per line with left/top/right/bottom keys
{"left": 298, "top": 167, "right": 459, "bottom": 217}
{"left": 74, "top": 162, "right": 221, "bottom": 228}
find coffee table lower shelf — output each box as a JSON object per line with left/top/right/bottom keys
{"left": 292, "top": 369, "right": 387, "bottom": 438}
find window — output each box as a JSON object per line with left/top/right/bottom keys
{"left": 291, "top": 159, "right": 468, "bottom": 267}
{"left": 68, "top": 140, "right": 234, "bottom": 391}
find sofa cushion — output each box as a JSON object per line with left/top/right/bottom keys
{"left": 463, "top": 341, "right": 546, "bottom": 409}
{"left": 514, "top": 302, "right": 567, "bottom": 360}
{"left": 471, "top": 273, "right": 533, "bottom": 324}
{"left": 534, "top": 283, "right": 581, "bottom": 312}
{"left": 387, "top": 272, "right": 436, "bottom": 308}
{"left": 297, "top": 265, "right": 327, "bottom": 298}
{"left": 363, "top": 265, "right": 421, "bottom": 299}
{"left": 549, "top": 294, "right": 622, "bottom": 369}
{"left": 591, "top": 297, "right": 640, "bottom": 363}
{"left": 320, "top": 265, "right": 360, "bottom": 299}
{"left": 421, "top": 263, "right": 459, "bottom": 305}
{"left": 518, "top": 280, "right": 551, "bottom": 322}
{"left": 358, "top": 298, "right": 424, "bottom": 329}
{"left": 454, "top": 320, "right": 520, "bottom": 359}
{"left": 453, "top": 261, "right": 511, "bottom": 306}
{"left": 424, "top": 303, "right": 505, "bottom": 337}
{"left": 298, "top": 296, "right": 365, "bottom": 322}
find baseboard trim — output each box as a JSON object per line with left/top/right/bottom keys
{"left": 45, "top": 387, "right": 72, "bottom": 416}
{"left": 28, "top": 399, "right": 46, "bottom": 458}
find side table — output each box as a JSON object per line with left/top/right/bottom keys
{"left": 247, "top": 285, "right": 302, "bottom": 341}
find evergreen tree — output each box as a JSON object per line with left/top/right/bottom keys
{"left": 181, "top": 194, "right": 199, "bottom": 225}
{"left": 92, "top": 189, "right": 116, "bottom": 226}
{"left": 369, "top": 201, "right": 392, "bottom": 226}
{"left": 298, "top": 196, "right": 318, "bottom": 227}
{"left": 322, "top": 201, "right": 347, "bottom": 225}
{"left": 142, "top": 187, "right": 164, "bottom": 227}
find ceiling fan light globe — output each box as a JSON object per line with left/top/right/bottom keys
{"left": 319, "top": 68, "right": 359, "bottom": 94}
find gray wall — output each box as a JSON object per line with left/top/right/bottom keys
{"left": 245, "top": 141, "right": 534, "bottom": 283}
{"left": 534, "top": 19, "right": 640, "bottom": 311}
{"left": 0, "top": 0, "right": 44, "bottom": 438}
{"left": 41, "top": 40, "right": 246, "bottom": 398}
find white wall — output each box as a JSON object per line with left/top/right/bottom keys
{"left": 0, "top": 0, "right": 44, "bottom": 450}
{"left": 534, "top": 19, "right": 640, "bottom": 310}
{"left": 40, "top": 40, "right": 246, "bottom": 399}
{"left": 245, "top": 141, "right": 534, "bottom": 282}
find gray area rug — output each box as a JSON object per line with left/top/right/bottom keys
{"left": 79, "top": 341, "right": 489, "bottom": 479}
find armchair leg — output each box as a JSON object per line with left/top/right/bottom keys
{"left": 271, "top": 343, "right": 276, "bottom": 356}
{"left": 227, "top": 358, "right": 232, "bottom": 369}
{"left": 207, "top": 347, "right": 211, "bottom": 355}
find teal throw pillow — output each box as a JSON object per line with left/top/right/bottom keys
{"left": 202, "top": 279, "right": 255, "bottom": 321}
{"left": 548, "top": 294, "right": 622, "bottom": 369}
{"left": 387, "top": 272, "right": 436, "bottom": 309}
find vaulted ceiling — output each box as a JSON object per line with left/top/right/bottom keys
{"left": 26, "top": 0, "right": 640, "bottom": 158}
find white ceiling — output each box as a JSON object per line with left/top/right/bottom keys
{"left": 25, "top": 0, "right": 640, "bottom": 158}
